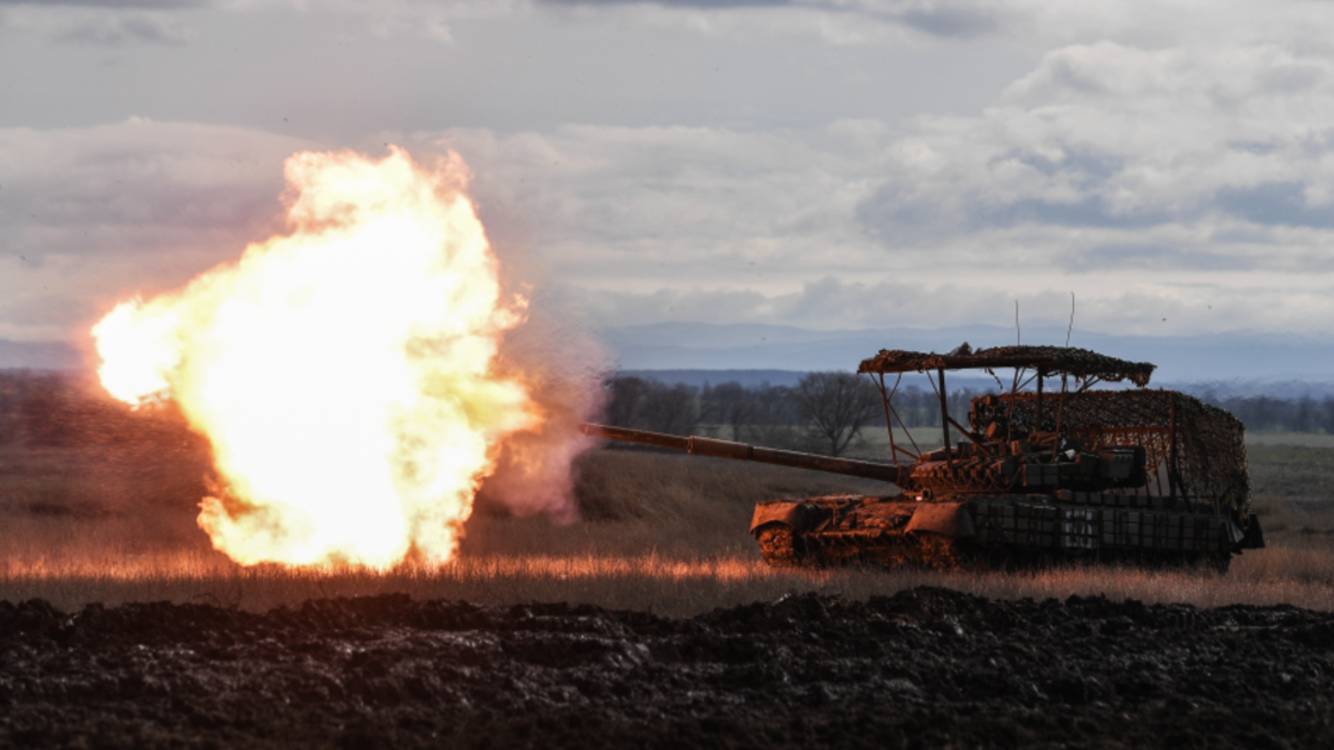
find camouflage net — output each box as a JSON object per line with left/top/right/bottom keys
{"left": 858, "top": 345, "right": 1156, "bottom": 387}
{"left": 971, "top": 390, "right": 1250, "bottom": 514}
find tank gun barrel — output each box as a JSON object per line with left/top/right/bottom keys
{"left": 580, "top": 423, "right": 912, "bottom": 486}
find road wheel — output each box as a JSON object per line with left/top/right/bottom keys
{"left": 755, "top": 525, "right": 801, "bottom": 567}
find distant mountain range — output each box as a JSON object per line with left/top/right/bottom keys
{"left": 0, "top": 339, "right": 84, "bottom": 371}
{"left": 604, "top": 322, "right": 1334, "bottom": 397}
{"left": 621, "top": 369, "right": 1334, "bottom": 400}
{"left": 11, "top": 322, "right": 1334, "bottom": 398}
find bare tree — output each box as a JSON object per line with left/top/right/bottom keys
{"left": 738, "top": 385, "right": 810, "bottom": 450}
{"left": 701, "top": 382, "right": 753, "bottom": 439}
{"left": 794, "top": 372, "right": 882, "bottom": 456}
{"left": 636, "top": 381, "right": 700, "bottom": 435}
{"left": 604, "top": 376, "right": 649, "bottom": 427}
{"left": 603, "top": 376, "right": 700, "bottom": 435}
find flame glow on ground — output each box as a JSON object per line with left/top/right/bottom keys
{"left": 92, "top": 148, "right": 540, "bottom": 569}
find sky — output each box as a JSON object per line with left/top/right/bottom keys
{"left": 4, "top": 0, "right": 1334, "bottom": 347}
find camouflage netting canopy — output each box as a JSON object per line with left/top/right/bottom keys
{"left": 991, "top": 390, "right": 1250, "bottom": 513}
{"left": 857, "top": 345, "right": 1156, "bottom": 387}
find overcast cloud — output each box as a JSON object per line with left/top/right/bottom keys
{"left": 3, "top": 0, "right": 1334, "bottom": 347}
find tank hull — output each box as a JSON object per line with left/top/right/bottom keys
{"left": 750, "top": 493, "right": 1257, "bottom": 570}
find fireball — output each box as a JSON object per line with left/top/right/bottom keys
{"left": 91, "top": 147, "right": 539, "bottom": 569}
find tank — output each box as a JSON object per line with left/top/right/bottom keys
{"left": 583, "top": 344, "right": 1266, "bottom": 572}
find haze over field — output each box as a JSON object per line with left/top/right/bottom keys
{"left": 12, "top": 321, "right": 1334, "bottom": 391}
{"left": 4, "top": 1, "right": 1334, "bottom": 370}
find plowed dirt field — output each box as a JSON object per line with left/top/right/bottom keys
{"left": 2, "top": 587, "right": 1332, "bottom": 748}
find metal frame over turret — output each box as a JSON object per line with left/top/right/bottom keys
{"left": 857, "top": 344, "right": 1156, "bottom": 468}
{"left": 857, "top": 344, "right": 1250, "bottom": 521}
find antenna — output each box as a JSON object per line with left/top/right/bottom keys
{"left": 1065, "top": 292, "right": 1076, "bottom": 347}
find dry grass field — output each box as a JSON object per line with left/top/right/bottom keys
{"left": 2, "top": 419, "right": 1334, "bottom": 616}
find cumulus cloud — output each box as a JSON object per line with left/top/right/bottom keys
{"left": 281, "top": 0, "right": 529, "bottom": 44}
{"left": 0, "top": 119, "right": 309, "bottom": 340}
{"left": 0, "top": 0, "right": 205, "bottom": 47}
{"left": 0, "top": 1, "right": 208, "bottom": 7}
{"left": 566, "top": 274, "right": 1334, "bottom": 338}
{"left": 546, "top": 0, "right": 1007, "bottom": 46}
{"left": 6, "top": 0, "right": 1013, "bottom": 44}
{"left": 541, "top": 0, "right": 795, "bottom": 6}
{"left": 10, "top": 1, "right": 1334, "bottom": 346}
{"left": 856, "top": 41, "right": 1334, "bottom": 272}
{"left": 15, "top": 34, "right": 1334, "bottom": 343}
{"left": 410, "top": 122, "right": 892, "bottom": 287}
{"left": 524, "top": 0, "right": 1334, "bottom": 53}
{"left": 54, "top": 12, "right": 191, "bottom": 44}
{"left": 360, "top": 36, "right": 1334, "bottom": 338}
{"left": 539, "top": 0, "right": 1005, "bottom": 39}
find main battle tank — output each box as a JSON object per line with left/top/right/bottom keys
{"left": 583, "top": 345, "right": 1266, "bottom": 572}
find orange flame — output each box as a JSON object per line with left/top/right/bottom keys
{"left": 91, "top": 147, "right": 539, "bottom": 569}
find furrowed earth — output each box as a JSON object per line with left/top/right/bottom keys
{"left": 2, "top": 587, "right": 1332, "bottom": 748}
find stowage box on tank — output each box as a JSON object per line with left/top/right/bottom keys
{"left": 584, "top": 345, "right": 1265, "bottom": 572}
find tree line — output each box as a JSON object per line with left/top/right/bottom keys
{"left": 603, "top": 375, "right": 1334, "bottom": 456}
{"left": 603, "top": 373, "right": 977, "bottom": 456}
{"left": 1201, "top": 393, "right": 1334, "bottom": 434}
{"left": 4, "top": 370, "right": 1334, "bottom": 455}
{"left": 0, "top": 371, "right": 195, "bottom": 448}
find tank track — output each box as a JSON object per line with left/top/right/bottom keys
{"left": 755, "top": 526, "right": 963, "bottom": 570}
{"left": 755, "top": 526, "right": 802, "bottom": 566}
{"left": 754, "top": 527, "right": 1233, "bottom": 572}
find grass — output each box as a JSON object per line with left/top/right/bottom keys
{"left": 1245, "top": 431, "right": 1334, "bottom": 448}
{"left": 3, "top": 546, "right": 1331, "bottom": 618}
{"left": 2, "top": 429, "right": 1334, "bottom": 616}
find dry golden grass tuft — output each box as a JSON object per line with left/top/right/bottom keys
{"left": 3, "top": 545, "right": 1331, "bottom": 618}
{"left": 2, "top": 436, "right": 1334, "bottom": 615}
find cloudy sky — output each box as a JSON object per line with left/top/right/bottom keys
{"left": 4, "top": 0, "right": 1334, "bottom": 347}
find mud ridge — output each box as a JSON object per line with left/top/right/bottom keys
{"left": 1, "top": 587, "right": 1332, "bottom": 748}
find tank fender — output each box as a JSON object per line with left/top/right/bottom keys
{"left": 749, "top": 501, "right": 831, "bottom": 535}
{"left": 904, "top": 502, "right": 975, "bottom": 539}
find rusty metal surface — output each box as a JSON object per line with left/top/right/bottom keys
{"left": 904, "top": 502, "right": 975, "bottom": 537}
{"left": 581, "top": 423, "right": 913, "bottom": 485}
{"left": 857, "top": 345, "right": 1156, "bottom": 387}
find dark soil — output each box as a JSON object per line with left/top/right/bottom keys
{"left": 1, "top": 587, "right": 1332, "bottom": 748}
